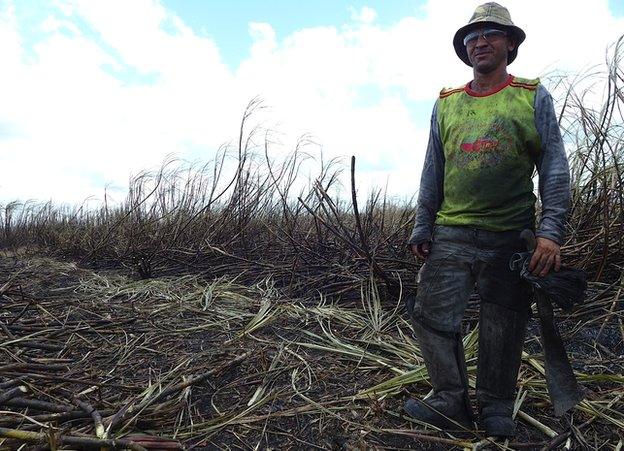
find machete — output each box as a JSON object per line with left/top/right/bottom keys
{"left": 520, "top": 229, "right": 584, "bottom": 416}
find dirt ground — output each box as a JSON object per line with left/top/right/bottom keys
{"left": 0, "top": 254, "right": 623, "bottom": 450}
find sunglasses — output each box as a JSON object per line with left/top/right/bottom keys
{"left": 463, "top": 29, "right": 507, "bottom": 47}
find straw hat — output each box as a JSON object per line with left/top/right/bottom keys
{"left": 453, "top": 2, "right": 526, "bottom": 67}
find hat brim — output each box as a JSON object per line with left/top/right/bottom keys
{"left": 453, "top": 22, "right": 526, "bottom": 67}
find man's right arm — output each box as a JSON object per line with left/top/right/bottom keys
{"left": 409, "top": 102, "right": 445, "bottom": 252}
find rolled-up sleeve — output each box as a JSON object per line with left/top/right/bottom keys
{"left": 534, "top": 84, "right": 571, "bottom": 245}
{"left": 409, "top": 102, "right": 445, "bottom": 245}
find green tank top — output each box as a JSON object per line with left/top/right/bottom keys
{"left": 435, "top": 75, "right": 541, "bottom": 231}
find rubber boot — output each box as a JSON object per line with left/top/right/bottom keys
{"left": 405, "top": 319, "right": 473, "bottom": 430}
{"left": 477, "top": 302, "right": 529, "bottom": 437}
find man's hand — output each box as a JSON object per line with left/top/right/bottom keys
{"left": 529, "top": 237, "right": 561, "bottom": 277}
{"left": 410, "top": 241, "right": 431, "bottom": 260}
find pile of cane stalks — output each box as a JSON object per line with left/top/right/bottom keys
{"left": 0, "top": 39, "right": 623, "bottom": 450}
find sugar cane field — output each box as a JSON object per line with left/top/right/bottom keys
{"left": 0, "top": 38, "right": 623, "bottom": 451}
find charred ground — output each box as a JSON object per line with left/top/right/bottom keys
{"left": 0, "top": 252, "right": 622, "bottom": 450}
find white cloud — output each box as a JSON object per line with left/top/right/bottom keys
{"left": 350, "top": 6, "right": 378, "bottom": 24}
{"left": 248, "top": 22, "right": 277, "bottom": 57}
{"left": 0, "top": 0, "right": 622, "bottom": 204}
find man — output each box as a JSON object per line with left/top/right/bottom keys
{"left": 405, "top": 2, "right": 570, "bottom": 438}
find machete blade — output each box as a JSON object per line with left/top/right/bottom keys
{"left": 536, "top": 292, "right": 584, "bottom": 416}
{"left": 519, "top": 229, "right": 584, "bottom": 416}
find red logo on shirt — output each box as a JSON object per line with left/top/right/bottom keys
{"left": 460, "top": 138, "right": 499, "bottom": 152}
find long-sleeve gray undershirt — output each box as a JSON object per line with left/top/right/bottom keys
{"left": 409, "top": 84, "right": 570, "bottom": 246}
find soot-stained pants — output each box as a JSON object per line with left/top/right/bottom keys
{"left": 411, "top": 225, "right": 533, "bottom": 417}
{"left": 412, "top": 225, "right": 532, "bottom": 333}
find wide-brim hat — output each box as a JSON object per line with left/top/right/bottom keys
{"left": 453, "top": 2, "right": 526, "bottom": 67}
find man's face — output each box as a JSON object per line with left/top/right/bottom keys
{"left": 465, "top": 27, "right": 515, "bottom": 74}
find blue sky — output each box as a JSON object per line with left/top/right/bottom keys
{"left": 610, "top": 0, "right": 624, "bottom": 16}
{"left": 163, "top": 0, "right": 426, "bottom": 69}
{"left": 1, "top": 0, "right": 623, "bottom": 204}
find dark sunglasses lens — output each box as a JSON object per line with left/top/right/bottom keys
{"left": 464, "top": 29, "right": 506, "bottom": 46}
{"left": 463, "top": 31, "right": 480, "bottom": 46}
{"left": 484, "top": 29, "right": 506, "bottom": 39}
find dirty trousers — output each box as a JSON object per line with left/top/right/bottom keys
{"left": 413, "top": 225, "right": 531, "bottom": 332}
{"left": 411, "top": 225, "right": 532, "bottom": 421}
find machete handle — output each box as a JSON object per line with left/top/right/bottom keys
{"left": 520, "top": 229, "right": 537, "bottom": 252}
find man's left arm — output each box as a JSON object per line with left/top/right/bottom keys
{"left": 531, "top": 84, "right": 571, "bottom": 276}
